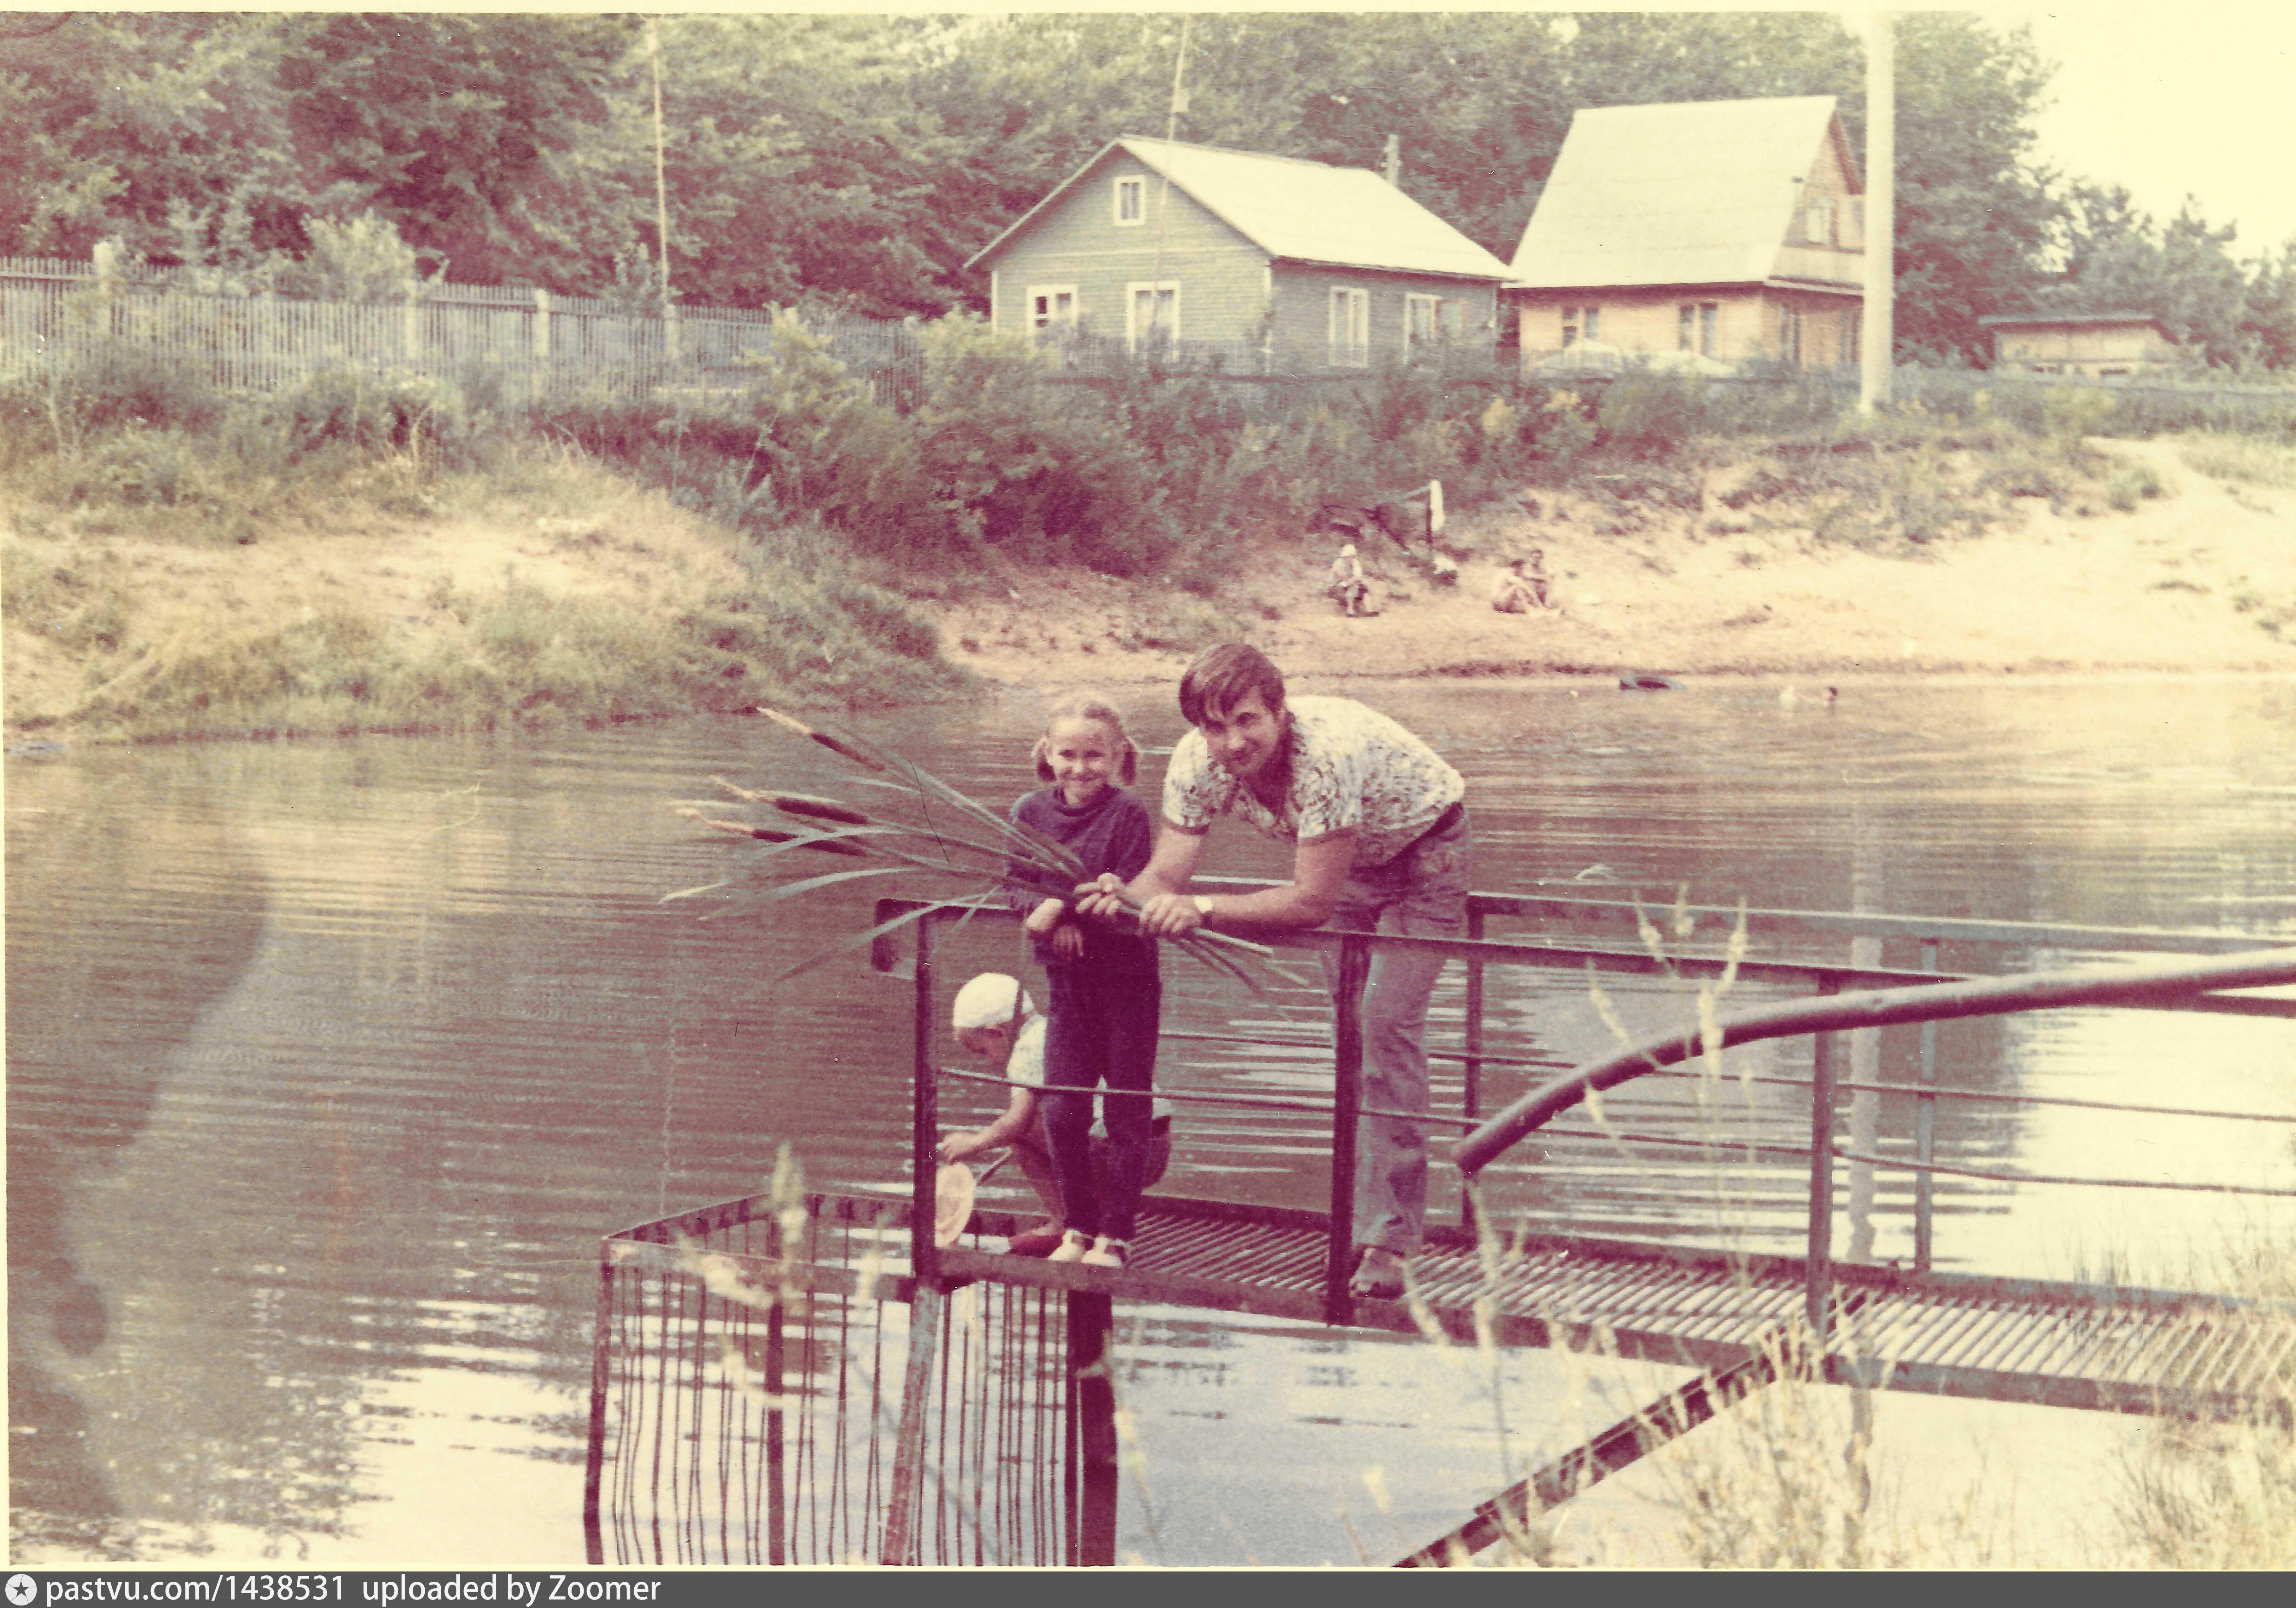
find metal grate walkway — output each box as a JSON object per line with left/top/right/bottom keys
{"left": 932, "top": 1195, "right": 2296, "bottom": 1422}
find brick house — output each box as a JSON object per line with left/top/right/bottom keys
{"left": 964, "top": 137, "right": 1511, "bottom": 369}
{"left": 1505, "top": 96, "right": 1867, "bottom": 372}
{"left": 1977, "top": 313, "right": 2178, "bottom": 377}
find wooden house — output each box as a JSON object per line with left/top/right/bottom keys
{"left": 964, "top": 137, "right": 1511, "bottom": 370}
{"left": 1504, "top": 96, "right": 1866, "bottom": 372}
{"left": 1977, "top": 313, "right": 2177, "bottom": 377}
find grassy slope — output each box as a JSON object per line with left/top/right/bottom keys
{"left": 2, "top": 444, "right": 969, "bottom": 744}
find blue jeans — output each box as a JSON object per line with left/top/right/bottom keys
{"left": 1320, "top": 807, "right": 1470, "bottom": 1257}
{"left": 1042, "top": 966, "right": 1161, "bottom": 1242}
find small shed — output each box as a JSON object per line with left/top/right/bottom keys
{"left": 1977, "top": 313, "right": 2178, "bottom": 377}
{"left": 1505, "top": 96, "right": 1866, "bottom": 372}
{"left": 964, "top": 137, "right": 1511, "bottom": 370}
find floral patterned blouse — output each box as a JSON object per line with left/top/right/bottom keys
{"left": 1161, "top": 695, "right": 1465, "bottom": 868}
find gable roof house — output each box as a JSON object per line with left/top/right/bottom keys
{"left": 965, "top": 137, "right": 1512, "bottom": 372}
{"left": 1505, "top": 96, "right": 1866, "bottom": 373}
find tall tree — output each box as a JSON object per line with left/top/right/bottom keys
{"left": 274, "top": 13, "right": 635, "bottom": 288}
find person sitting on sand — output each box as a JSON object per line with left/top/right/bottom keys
{"left": 1327, "top": 543, "right": 1370, "bottom": 617}
{"left": 1490, "top": 551, "right": 1550, "bottom": 614}
{"left": 936, "top": 973, "right": 1173, "bottom": 1258}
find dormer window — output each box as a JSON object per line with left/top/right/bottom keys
{"left": 1804, "top": 195, "right": 1835, "bottom": 246}
{"left": 1114, "top": 176, "right": 1146, "bottom": 227}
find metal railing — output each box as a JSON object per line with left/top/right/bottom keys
{"left": 887, "top": 889, "right": 2296, "bottom": 1329}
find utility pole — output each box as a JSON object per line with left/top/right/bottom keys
{"left": 647, "top": 18, "right": 676, "bottom": 360}
{"left": 1860, "top": 11, "right": 1894, "bottom": 413}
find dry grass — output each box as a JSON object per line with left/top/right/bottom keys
{"left": 2, "top": 443, "right": 965, "bottom": 742}
{"left": 2178, "top": 433, "right": 2296, "bottom": 493}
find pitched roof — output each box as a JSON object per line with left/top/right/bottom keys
{"left": 1978, "top": 312, "right": 2170, "bottom": 334}
{"left": 966, "top": 137, "right": 1511, "bottom": 281}
{"left": 1506, "top": 96, "right": 1854, "bottom": 291}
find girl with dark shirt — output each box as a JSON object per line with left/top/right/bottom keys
{"left": 1009, "top": 696, "right": 1161, "bottom": 1269}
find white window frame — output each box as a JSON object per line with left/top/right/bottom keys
{"left": 1126, "top": 279, "right": 1179, "bottom": 352}
{"left": 1328, "top": 286, "right": 1370, "bottom": 367}
{"left": 1404, "top": 293, "right": 1440, "bottom": 349}
{"left": 1026, "top": 284, "right": 1079, "bottom": 339}
{"left": 1113, "top": 175, "right": 1146, "bottom": 227}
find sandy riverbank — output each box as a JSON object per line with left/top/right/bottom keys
{"left": 935, "top": 436, "right": 2296, "bottom": 691}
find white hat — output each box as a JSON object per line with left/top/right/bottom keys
{"left": 1338, "top": 543, "right": 1356, "bottom": 557}
{"left": 951, "top": 972, "right": 1033, "bottom": 1030}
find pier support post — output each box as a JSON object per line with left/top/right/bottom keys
{"left": 1067, "top": 1292, "right": 1118, "bottom": 1566}
{"left": 1462, "top": 908, "right": 1485, "bottom": 1232}
{"left": 1914, "top": 938, "right": 1940, "bottom": 1271}
{"left": 1806, "top": 977, "right": 1840, "bottom": 1340}
{"left": 882, "top": 1284, "right": 944, "bottom": 1564}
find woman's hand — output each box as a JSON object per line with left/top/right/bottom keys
{"left": 938, "top": 1130, "right": 986, "bottom": 1165}
{"left": 1023, "top": 896, "right": 1068, "bottom": 936}
{"left": 1051, "top": 922, "right": 1085, "bottom": 959}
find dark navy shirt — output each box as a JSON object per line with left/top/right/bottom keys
{"left": 1007, "top": 785, "right": 1158, "bottom": 974}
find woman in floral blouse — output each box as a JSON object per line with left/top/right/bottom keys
{"left": 1075, "top": 642, "right": 1469, "bottom": 1299}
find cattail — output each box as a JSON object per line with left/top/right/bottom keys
{"left": 774, "top": 793, "right": 871, "bottom": 827}
{"left": 759, "top": 708, "right": 884, "bottom": 772}
{"left": 682, "top": 807, "right": 867, "bottom": 856}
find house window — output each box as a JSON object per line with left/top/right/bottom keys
{"left": 1698, "top": 302, "right": 1719, "bottom": 358}
{"left": 1804, "top": 196, "right": 1834, "bottom": 246}
{"left": 1678, "top": 305, "right": 1695, "bottom": 351}
{"left": 1114, "top": 176, "right": 1145, "bottom": 227}
{"left": 1561, "top": 304, "right": 1598, "bottom": 347}
{"left": 1329, "top": 287, "right": 1369, "bottom": 367}
{"left": 1403, "top": 294, "right": 1462, "bottom": 349}
{"left": 1842, "top": 309, "right": 1860, "bottom": 367}
{"left": 1781, "top": 305, "right": 1803, "bottom": 366}
{"left": 1127, "top": 280, "right": 1178, "bottom": 352}
{"left": 1027, "top": 285, "right": 1077, "bottom": 339}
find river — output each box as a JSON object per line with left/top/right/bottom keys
{"left": 9, "top": 674, "right": 2295, "bottom": 1565}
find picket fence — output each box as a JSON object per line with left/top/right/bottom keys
{"left": 0, "top": 256, "right": 924, "bottom": 407}
{"left": 5, "top": 255, "right": 2289, "bottom": 423}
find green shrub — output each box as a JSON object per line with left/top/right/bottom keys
{"left": 2105, "top": 459, "right": 2173, "bottom": 510}
{"left": 1597, "top": 375, "right": 1704, "bottom": 457}
{"left": 2043, "top": 383, "right": 2122, "bottom": 447}
{"left": 912, "top": 316, "right": 1179, "bottom": 576}
{"left": 272, "top": 368, "right": 483, "bottom": 467}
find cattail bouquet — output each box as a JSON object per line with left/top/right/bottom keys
{"left": 669, "top": 708, "right": 1286, "bottom": 989}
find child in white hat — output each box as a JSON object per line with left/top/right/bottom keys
{"left": 939, "top": 972, "right": 1172, "bottom": 1259}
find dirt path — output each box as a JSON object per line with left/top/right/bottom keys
{"left": 937, "top": 435, "right": 2296, "bottom": 690}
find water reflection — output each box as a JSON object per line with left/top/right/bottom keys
{"left": 7, "top": 676, "right": 2294, "bottom": 1562}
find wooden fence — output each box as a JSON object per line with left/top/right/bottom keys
{"left": 0, "top": 256, "right": 924, "bottom": 408}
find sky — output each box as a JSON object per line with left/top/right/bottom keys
{"left": 1985, "top": 2, "right": 2296, "bottom": 254}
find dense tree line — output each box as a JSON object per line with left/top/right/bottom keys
{"left": 5, "top": 11, "right": 2290, "bottom": 368}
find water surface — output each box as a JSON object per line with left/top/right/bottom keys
{"left": 9, "top": 674, "right": 2294, "bottom": 1563}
